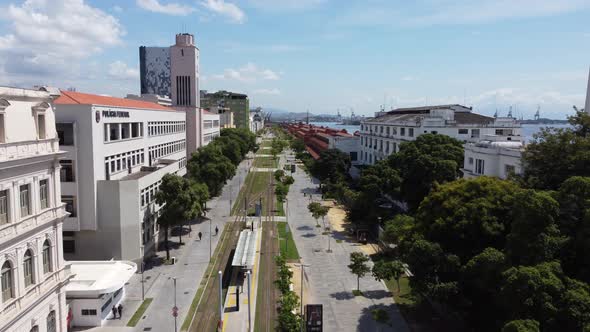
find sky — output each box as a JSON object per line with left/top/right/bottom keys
{"left": 1, "top": 0, "right": 590, "bottom": 119}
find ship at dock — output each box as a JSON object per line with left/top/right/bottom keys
{"left": 337, "top": 109, "right": 364, "bottom": 125}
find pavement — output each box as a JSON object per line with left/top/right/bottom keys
{"left": 80, "top": 155, "right": 253, "bottom": 332}
{"left": 286, "top": 161, "right": 410, "bottom": 332}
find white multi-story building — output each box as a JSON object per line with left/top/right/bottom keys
{"left": 463, "top": 135, "right": 524, "bottom": 179}
{"left": 0, "top": 87, "right": 71, "bottom": 332}
{"left": 360, "top": 104, "right": 521, "bottom": 165}
{"left": 54, "top": 90, "right": 188, "bottom": 262}
{"left": 202, "top": 109, "right": 220, "bottom": 146}
{"left": 207, "top": 106, "right": 234, "bottom": 129}
{"left": 249, "top": 108, "right": 264, "bottom": 133}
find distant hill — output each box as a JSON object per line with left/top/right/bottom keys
{"left": 520, "top": 118, "right": 569, "bottom": 125}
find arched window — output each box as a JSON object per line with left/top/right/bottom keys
{"left": 46, "top": 310, "right": 56, "bottom": 332}
{"left": 23, "top": 250, "right": 35, "bottom": 287}
{"left": 1, "top": 261, "right": 13, "bottom": 301}
{"left": 29, "top": 326, "right": 38, "bottom": 332}
{"left": 42, "top": 240, "right": 52, "bottom": 274}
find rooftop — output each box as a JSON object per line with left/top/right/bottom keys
{"left": 55, "top": 90, "right": 174, "bottom": 111}
{"left": 65, "top": 260, "right": 137, "bottom": 296}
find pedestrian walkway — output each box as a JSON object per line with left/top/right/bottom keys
{"left": 286, "top": 166, "right": 410, "bottom": 332}
{"left": 88, "top": 156, "right": 252, "bottom": 332}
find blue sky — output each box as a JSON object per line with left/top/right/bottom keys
{"left": 1, "top": 0, "right": 590, "bottom": 119}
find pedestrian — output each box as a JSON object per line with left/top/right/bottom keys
{"left": 215, "top": 226, "right": 219, "bottom": 236}
{"left": 198, "top": 231, "right": 202, "bottom": 241}
{"left": 117, "top": 304, "right": 123, "bottom": 319}
{"left": 304, "top": 192, "right": 306, "bottom": 197}
{"left": 111, "top": 306, "right": 117, "bottom": 319}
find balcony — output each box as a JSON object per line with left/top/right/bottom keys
{"left": 0, "top": 138, "right": 60, "bottom": 162}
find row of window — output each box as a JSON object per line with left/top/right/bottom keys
{"left": 178, "top": 157, "right": 187, "bottom": 170}
{"left": 21, "top": 311, "right": 56, "bottom": 332}
{"left": 104, "top": 122, "right": 143, "bottom": 142}
{"left": 0, "top": 179, "right": 50, "bottom": 225}
{"left": 203, "top": 133, "right": 220, "bottom": 144}
{"left": 105, "top": 149, "right": 145, "bottom": 176}
{"left": 140, "top": 180, "right": 162, "bottom": 207}
{"left": 203, "top": 119, "right": 220, "bottom": 129}
{"left": 361, "top": 137, "right": 398, "bottom": 154}
{"left": 148, "top": 140, "right": 185, "bottom": 161}
{"left": 1, "top": 240, "right": 54, "bottom": 304}
{"left": 147, "top": 121, "right": 186, "bottom": 136}
{"left": 361, "top": 124, "right": 415, "bottom": 138}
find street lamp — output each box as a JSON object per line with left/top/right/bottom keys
{"left": 172, "top": 277, "right": 178, "bottom": 332}
{"left": 246, "top": 271, "right": 252, "bottom": 332}
{"left": 293, "top": 261, "right": 311, "bottom": 332}
{"left": 141, "top": 260, "right": 145, "bottom": 301}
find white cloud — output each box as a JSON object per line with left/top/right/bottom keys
{"left": 108, "top": 61, "right": 139, "bottom": 80}
{"left": 136, "top": 0, "right": 194, "bottom": 15}
{"left": 112, "top": 5, "right": 123, "bottom": 13}
{"left": 201, "top": 0, "right": 245, "bottom": 23}
{"left": 0, "top": 0, "right": 124, "bottom": 86}
{"left": 253, "top": 88, "right": 281, "bottom": 95}
{"left": 212, "top": 63, "right": 281, "bottom": 82}
{"left": 401, "top": 76, "right": 417, "bottom": 81}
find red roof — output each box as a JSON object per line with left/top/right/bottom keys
{"left": 54, "top": 90, "right": 173, "bottom": 111}
{"left": 201, "top": 109, "right": 215, "bottom": 115}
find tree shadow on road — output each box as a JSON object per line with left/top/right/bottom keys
{"left": 329, "top": 291, "right": 355, "bottom": 300}
{"left": 362, "top": 290, "right": 392, "bottom": 300}
{"left": 297, "top": 225, "right": 314, "bottom": 231}
{"left": 301, "top": 233, "right": 317, "bottom": 238}
{"left": 357, "top": 303, "right": 407, "bottom": 332}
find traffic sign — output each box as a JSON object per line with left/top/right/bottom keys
{"left": 172, "top": 306, "right": 178, "bottom": 317}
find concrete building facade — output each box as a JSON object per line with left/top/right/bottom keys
{"left": 360, "top": 104, "right": 521, "bottom": 165}
{"left": 249, "top": 108, "right": 264, "bottom": 133}
{"left": 139, "top": 47, "right": 171, "bottom": 97}
{"left": 463, "top": 135, "right": 523, "bottom": 179}
{"left": 54, "top": 91, "right": 187, "bottom": 262}
{"left": 0, "top": 87, "right": 71, "bottom": 332}
{"left": 200, "top": 90, "right": 249, "bottom": 129}
{"left": 202, "top": 110, "right": 220, "bottom": 146}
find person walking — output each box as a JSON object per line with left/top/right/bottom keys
{"left": 215, "top": 226, "right": 219, "bottom": 236}
{"left": 117, "top": 304, "right": 123, "bottom": 319}
{"left": 111, "top": 306, "right": 117, "bottom": 319}
{"left": 198, "top": 231, "right": 202, "bottom": 241}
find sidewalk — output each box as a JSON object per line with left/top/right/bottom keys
{"left": 286, "top": 166, "right": 410, "bottom": 332}
{"left": 91, "top": 156, "right": 252, "bottom": 332}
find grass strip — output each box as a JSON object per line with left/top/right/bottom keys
{"left": 232, "top": 171, "right": 273, "bottom": 216}
{"left": 277, "top": 222, "right": 299, "bottom": 260}
{"left": 126, "top": 298, "right": 153, "bottom": 327}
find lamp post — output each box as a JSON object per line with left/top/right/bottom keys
{"left": 141, "top": 261, "right": 145, "bottom": 301}
{"left": 246, "top": 271, "right": 252, "bottom": 332}
{"left": 218, "top": 271, "right": 223, "bottom": 329}
{"left": 294, "top": 262, "right": 311, "bottom": 332}
{"left": 172, "top": 277, "right": 178, "bottom": 332}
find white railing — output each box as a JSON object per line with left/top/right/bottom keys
{"left": 0, "top": 138, "right": 59, "bottom": 162}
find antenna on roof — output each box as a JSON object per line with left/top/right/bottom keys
{"left": 508, "top": 105, "right": 513, "bottom": 118}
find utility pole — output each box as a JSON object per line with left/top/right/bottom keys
{"left": 218, "top": 271, "right": 223, "bottom": 329}
{"left": 172, "top": 277, "right": 178, "bottom": 332}
{"left": 247, "top": 271, "right": 252, "bottom": 332}
{"left": 141, "top": 261, "right": 145, "bottom": 301}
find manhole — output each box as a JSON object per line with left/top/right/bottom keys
{"left": 145, "top": 276, "right": 151, "bottom": 280}
{"left": 125, "top": 282, "right": 130, "bottom": 285}
{"left": 184, "top": 263, "right": 188, "bottom": 266}
{"left": 184, "top": 291, "right": 189, "bottom": 294}
{"left": 143, "top": 328, "right": 152, "bottom": 331}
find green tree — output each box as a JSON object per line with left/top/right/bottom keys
{"left": 372, "top": 260, "right": 405, "bottom": 292}
{"left": 311, "top": 149, "right": 351, "bottom": 183}
{"left": 271, "top": 137, "right": 287, "bottom": 159}
{"left": 506, "top": 190, "right": 565, "bottom": 266}
{"left": 290, "top": 138, "right": 306, "bottom": 154}
{"left": 389, "top": 133, "right": 464, "bottom": 210}
{"left": 501, "top": 320, "right": 540, "bottom": 332}
{"left": 348, "top": 252, "right": 371, "bottom": 292}
{"left": 380, "top": 214, "right": 415, "bottom": 245}
{"left": 274, "top": 169, "right": 285, "bottom": 182}
{"left": 211, "top": 136, "right": 242, "bottom": 165}
{"left": 187, "top": 144, "right": 236, "bottom": 196}
{"left": 155, "top": 174, "right": 208, "bottom": 260}
{"left": 522, "top": 111, "right": 590, "bottom": 190}
{"left": 275, "top": 182, "right": 289, "bottom": 203}
{"left": 559, "top": 278, "right": 590, "bottom": 331}
{"left": 277, "top": 292, "right": 302, "bottom": 331}
{"left": 283, "top": 176, "right": 294, "bottom": 185}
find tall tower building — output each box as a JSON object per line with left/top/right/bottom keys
{"left": 585, "top": 67, "right": 590, "bottom": 114}
{"left": 170, "top": 33, "right": 202, "bottom": 158}
{"left": 139, "top": 46, "right": 171, "bottom": 97}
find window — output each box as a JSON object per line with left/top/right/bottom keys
{"left": 505, "top": 164, "right": 516, "bottom": 176}
{"left": 60, "top": 160, "right": 75, "bottom": 182}
{"left": 62, "top": 196, "right": 76, "bottom": 217}
{"left": 458, "top": 129, "right": 469, "bottom": 134}
{"left": 468, "top": 157, "right": 474, "bottom": 165}
{"left": 29, "top": 326, "right": 38, "bottom": 332}
{"left": 63, "top": 240, "right": 75, "bottom": 254}
{"left": 121, "top": 123, "right": 130, "bottom": 139}
{"left": 386, "top": 127, "right": 390, "bottom": 135}
{"left": 475, "top": 159, "right": 485, "bottom": 175}
{"left": 431, "top": 131, "right": 438, "bottom": 134}
{"left": 42, "top": 240, "right": 52, "bottom": 274}
{"left": 56, "top": 123, "right": 74, "bottom": 145}
{"left": 19, "top": 184, "right": 30, "bottom": 217}
{"left": 350, "top": 151, "right": 358, "bottom": 161}
{"left": 23, "top": 250, "right": 34, "bottom": 287}
{"left": 1, "top": 261, "right": 13, "bottom": 301}
{"left": 39, "top": 179, "right": 49, "bottom": 210}
{"left": 471, "top": 129, "right": 480, "bottom": 138}
{"left": 37, "top": 114, "right": 46, "bottom": 139}
{"left": 132, "top": 123, "right": 140, "bottom": 137}
{"left": 47, "top": 311, "right": 56, "bottom": 332}
{"left": 0, "top": 113, "right": 4, "bottom": 143}
{"left": 81, "top": 309, "right": 97, "bottom": 316}
{"left": 400, "top": 127, "right": 405, "bottom": 136}
{"left": 409, "top": 128, "right": 414, "bottom": 137}
{"left": 110, "top": 123, "right": 120, "bottom": 141}
{"left": 0, "top": 190, "right": 8, "bottom": 225}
